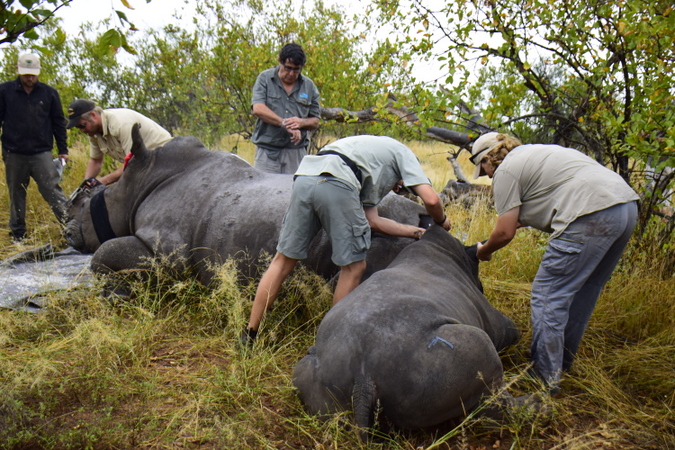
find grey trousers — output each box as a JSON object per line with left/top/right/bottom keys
{"left": 253, "top": 146, "right": 307, "bottom": 174}
{"left": 3, "top": 149, "right": 68, "bottom": 238}
{"left": 530, "top": 201, "right": 638, "bottom": 389}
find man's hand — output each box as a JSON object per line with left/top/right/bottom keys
{"left": 436, "top": 216, "right": 452, "bottom": 231}
{"left": 288, "top": 128, "right": 302, "bottom": 145}
{"left": 282, "top": 117, "right": 303, "bottom": 144}
{"left": 82, "top": 177, "right": 102, "bottom": 189}
{"left": 282, "top": 117, "right": 302, "bottom": 130}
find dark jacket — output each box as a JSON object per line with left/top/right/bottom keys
{"left": 0, "top": 77, "right": 68, "bottom": 155}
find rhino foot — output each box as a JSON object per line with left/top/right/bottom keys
{"left": 101, "top": 282, "right": 132, "bottom": 301}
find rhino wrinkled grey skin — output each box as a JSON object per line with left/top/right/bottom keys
{"left": 292, "top": 226, "right": 521, "bottom": 438}
{"left": 65, "top": 124, "right": 428, "bottom": 285}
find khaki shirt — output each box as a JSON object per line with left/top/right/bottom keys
{"left": 493, "top": 144, "right": 639, "bottom": 238}
{"left": 89, "top": 109, "right": 172, "bottom": 162}
{"left": 295, "top": 135, "right": 430, "bottom": 207}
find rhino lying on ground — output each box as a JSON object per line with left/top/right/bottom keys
{"left": 293, "top": 226, "right": 524, "bottom": 439}
{"left": 65, "top": 125, "right": 428, "bottom": 285}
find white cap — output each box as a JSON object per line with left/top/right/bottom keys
{"left": 18, "top": 53, "right": 41, "bottom": 76}
{"left": 470, "top": 132, "right": 501, "bottom": 179}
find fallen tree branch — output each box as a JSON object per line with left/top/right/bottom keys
{"left": 320, "top": 107, "right": 378, "bottom": 123}
{"left": 319, "top": 94, "right": 493, "bottom": 183}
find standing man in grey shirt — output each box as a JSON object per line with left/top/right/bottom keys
{"left": 251, "top": 43, "right": 321, "bottom": 174}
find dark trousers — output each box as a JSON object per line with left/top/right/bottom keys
{"left": 3, "top": 149, "right": 68, "bottom": 238}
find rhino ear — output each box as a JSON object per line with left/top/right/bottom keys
{"left": 130, "top": 123, "right": 148, "bottom": 158}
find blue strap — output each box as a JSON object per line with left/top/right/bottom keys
{"left": 427, "top": 336, "right": 455, "bottom": 349}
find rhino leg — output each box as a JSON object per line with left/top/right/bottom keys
{"left": 370, "top": 324, "right": 505, "bottom": 430}
{"left": 91, "top": 236, "right": 153, "bottom": 274}
{"left": 90, "top": 237, "right": 155, "bottom": 299}
{"left": 293, "top": 353, "right": 378, "bottom": 442}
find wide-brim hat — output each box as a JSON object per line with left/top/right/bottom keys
{"left": 66, "top": 99, "right": 96, "bottom": 129}
{"left": 470, "top": 132, "right": 501, "bottom": 179}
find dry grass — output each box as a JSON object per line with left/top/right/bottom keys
{"left": 0, "top": 136, "right": 673, "bottom": 449}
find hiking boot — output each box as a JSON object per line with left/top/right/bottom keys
{"left": 238, "top": 328, "right": 258, "bottom": 350}
{"left": 527, "top": 366, "right": 561, "bottom": 397}
{"left": 9, "top": 231, "right": 25, "bottom": 243}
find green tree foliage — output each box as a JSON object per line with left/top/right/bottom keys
{"left": 0, "top": 0, "right": 141, "bottom": 48}
{"left": 373, "top": 0, "right": 675, "bottom": 210}
{"left": 39, "top": 0, "right": 412, "bottom": 146}
{"left": 0, "top": 18, "right": 86, "bottom": 102}
{"left": 0, "top": 0, "right": 69, "bottom": 44}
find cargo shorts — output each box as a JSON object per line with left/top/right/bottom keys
{"left": 277, "top": 175, "right": 371, "bottom": 267}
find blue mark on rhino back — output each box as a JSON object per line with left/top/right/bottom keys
{"left": 427, "top": 336, "right": 455, "bottom": 349}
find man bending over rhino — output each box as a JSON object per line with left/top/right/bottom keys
{"left": 66, "top": 99, "right": 172, "bottom": 186}
{"left": 242, "top": 135, "right": 452, "bottom": 346}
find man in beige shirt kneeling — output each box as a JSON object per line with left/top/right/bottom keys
{"left": 66, "top": 99, "right": 172, "bottom": 186}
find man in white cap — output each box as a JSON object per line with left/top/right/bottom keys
{"left": 0, "top": 53, "right": 69, "bottom": 242}
{"left": 469, "top": 132, "right": 639, "bottom": 395}
{"left": 66, "top": 99, "right": 172, "bottom": 186}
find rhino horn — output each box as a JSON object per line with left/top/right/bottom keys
{"left": 130, "top": 123, "right": 148, "bottom": 158}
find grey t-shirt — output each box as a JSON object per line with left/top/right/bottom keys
{"left": 295, "top": 135, "right": 430, "bottom": 206}
{"left": 251, "top": 67, "right": 321, "bottom": 151}
{"left": 493, "top": 144, "right": 639, "bottom": 237}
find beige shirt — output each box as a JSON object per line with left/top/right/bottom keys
{"left": 89, "top": 109, "right": 172, "bottom": 162}
{"left": 493, "top": 144, "right": 639, "bottom": 238}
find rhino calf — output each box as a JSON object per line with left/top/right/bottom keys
{"left": 292, "top": 226, "right": 520, "bottom": 438}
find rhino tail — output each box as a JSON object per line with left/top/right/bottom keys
{"left": 130, "top": 123, "right": 148, "bottom": 158}
{"left": 352, "top": 374, "right": 376, "bottom": 442}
